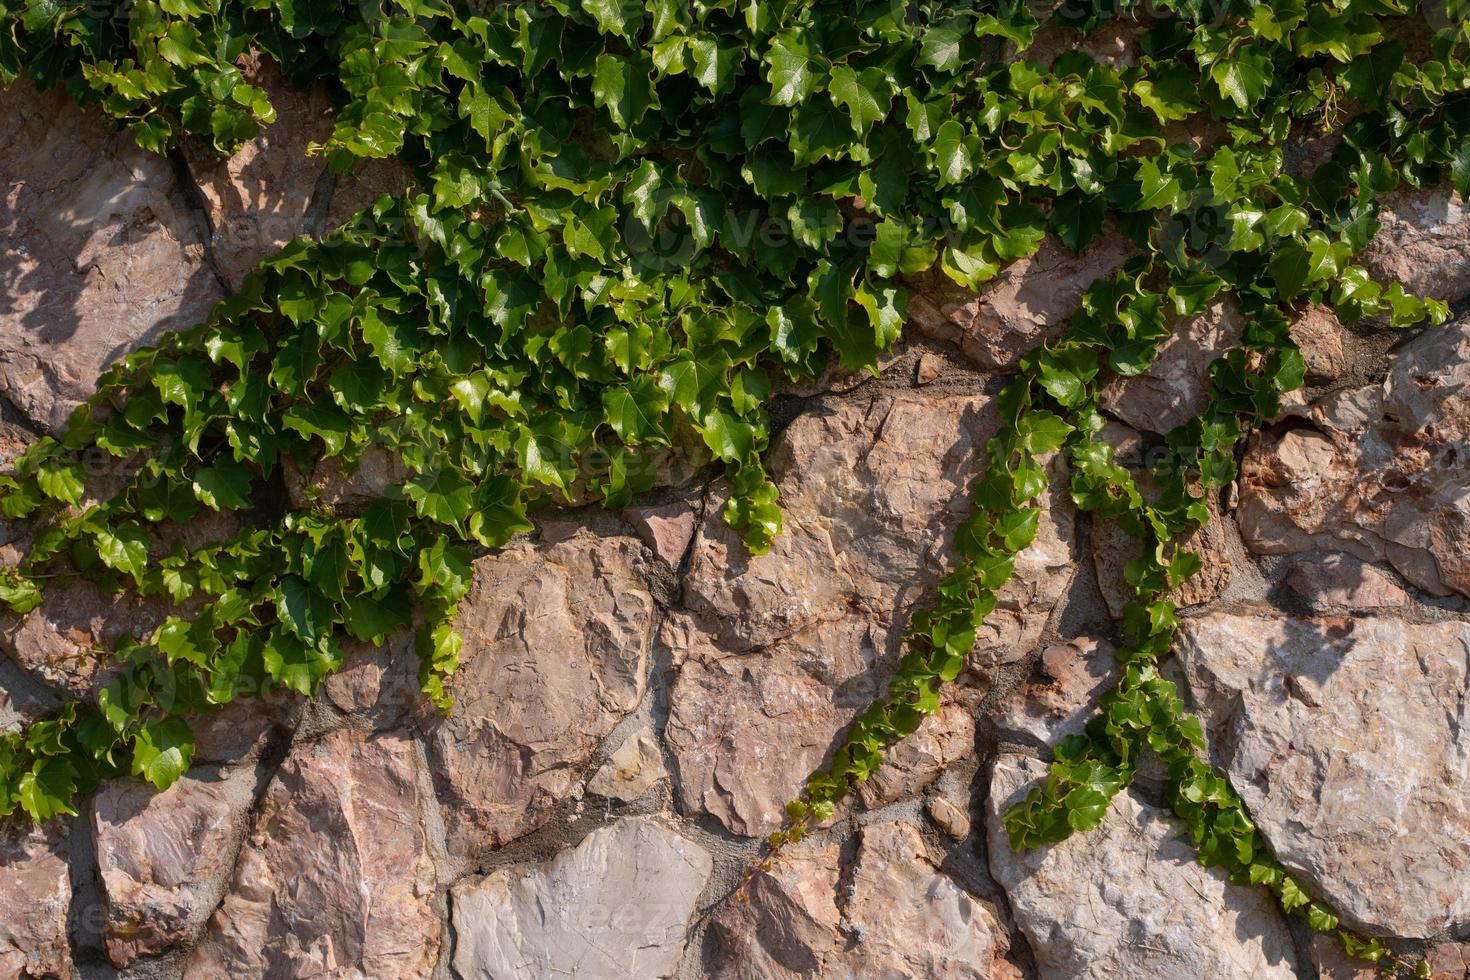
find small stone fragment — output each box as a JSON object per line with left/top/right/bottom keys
{"left": 708, "top": 840, "right": 842, "bottom": 979}
{"left": 926, "top": 795, "right": 971, "bottom": 841}
{"left": 1290, "top": 305, "right": 1349, "bottom": 381}
{"left": 843, "top": 822, "right": 1006, "bottom": 977}
{"left": 588, "top": 728, "right": 669, "bottom": 802}
{"left": 914, "top": 351, "right": 943, "bottom": 384}
{"left": 996, "top": 637, "right": 1118, "bottom": 746}
{"left": 621, "top": 499, "right": 697, "bottom": 567}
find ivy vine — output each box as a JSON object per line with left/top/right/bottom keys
{"left": 1, "top": 0, "right": 1467, "bottom": 973}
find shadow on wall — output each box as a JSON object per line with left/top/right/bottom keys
{"left": 0, "top": 82, "right": 224, "bottom": 431}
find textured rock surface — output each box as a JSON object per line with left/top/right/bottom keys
{"left": 0, "top": 655, "right": 59, "bottom": 734}
{"left": 856, "top": 691, "right": 978, "bottom": 808}
{"left": 452, "top": 818, "right": 711, "bottom": 980}
{"left": 1425, "top": 944, "right": 1470, "bottom": 980}
{"left": 321, "top": 631, "right": 421, "bottom": 728}
{"left": 188, "top": 728, "right": 441, "bottom": 978}
{"left": 842, "top": 821, "right": 1008, "bottom": 977}
{"left": 1239, "top": 317, "right": 1470, "bottom": 598}
{"left": 1290, "top": 305, "right": 1349, "bottom": 381}
{"left": 421, "top": 524, "right": 655, "bottom": 860}
{"left": 0, "top": 579, "right": 171, "bottom": 699}
{"left": 1286, "top": 554, "right": 1409, "bottom": 612}
{"left": 588, "top": 728, "right": 669, "bottom": 801}
{"left": 927, "top": 795, "right": 972, "bottom": 840}
{"left": 1178, "top": 609, "right": 1470, "bottom": 936}
{"left": 0, "top": 822, "right": 72, "bottom": 980}
{"left": 1090, "top": 422, "right": 1234, "bottom": 616}
{"left": 1362, "top": 186, "right": 1470, "bottom": 303}
{"left": 1093, "top": 502, "right": 1234, "bottom": 616}
{"left": 906, "top": 235, "right": 1133, "bottom": 369}
{"left": 996, "top": 637, "right": 1118, "bottom": 745}
{"left": 93, "top": 765, "right": 258, "bottom": 966}
{"left": 185, "top": 56, "right": 334, "bottom": 289}
{"left": 988, "top": 753, "right": 1300, "bottom": 979}
{"left": 9, "top": 25, "right": 1470, "bottom": 979}
{"left": 1313, "top": 934, "right": 1470, "bottom": 980}
{"left": 709, "top": 820, "right": 1009, "bottom": 978}
{"left": 1098, "top": 299, "right": 1243, "bottom": 434}
{"left": 623, "top": 499, "right": 698, "bottom": 567}
{"left": 667, "top": 392, "right": 1076, "bottom": 836}
{"left": 0, "top": 82, "right": 223, "bottom": 432}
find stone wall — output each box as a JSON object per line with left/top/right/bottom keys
{"left": 3, "top": 70, "right": 1470, "bottom": 980}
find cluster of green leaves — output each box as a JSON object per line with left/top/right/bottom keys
{"left": 1, "top": 0, "right": 1468, "bottom": 971}
{"left": 0, "top": 0, "right": 351, "bottom": 152}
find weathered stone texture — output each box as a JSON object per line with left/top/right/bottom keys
{"left": 452, "top": 818, "right": 711, "bottom": 980}
{"left": 1291, "top": 305, "right": 1349, "bottom": 381}
{"left": 0, "top": 822, "right": 72, "bottom": 980}
{"left": 420, "top": 525, "right": 655, "bottom": 860}
{"left": 184, "top": 56, "right": 334, "bottom": 289}
{"left": 93, "top": 766, "right": 257, "bottom": 966}
{"left": 666, "top": 392, "right": 1077, "bottom": 836}
{"left": 996, "top": 637, "right": 1118, "bottom": 746}
{"left": 1362, "top": 186, "right": 1470, "bottom": 303}
{"left": 906, "top": 235, "right": 1133, "bottom": 369}
{"left": 587, "top": 727, "right": 669, "bottom": 802}
{"left": 1099, "top": 299, "right": 1243, "bottom": 434}
{"left": 188, "top": 728, "right": 441, "bottom": 978}
{"left": 709, "top": 820, "right": 1009, "bottom": 979}
{"left": 1286, "top": 554, "right": 1410, "bottom": 612}
{"left": 988, "top": 753, "right": 1300, "bottom": 979}
{"left": 0, "top": 82, "right": 223, "bottom": 433}
{"left": 1178, "top": 609, "right": 1470, "bottom": 937}
{"left": 1239, "top": 317, "right": 1470, "bottom": 598}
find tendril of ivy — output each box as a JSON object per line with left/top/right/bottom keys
{"left": 1, "top": 0, "right": 1467, "bottom": 974}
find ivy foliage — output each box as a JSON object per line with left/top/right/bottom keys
{"left": 1, "top": 0, "right": 1468, "bottom": 971}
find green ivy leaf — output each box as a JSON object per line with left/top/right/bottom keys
{"left": 1211, "top": 47, "right": 1272, "bottom": 109}
{"left": 764, "top": 29, "right": 821, "bottom": 106}
{"left": 405, "top": 466, "right": 474, "bottom": 529}
{"left": 17, "top": 758, "right": 79, "bottom": 821}
{"left": 130, "top": 717, "right": 195, "bottom": 791}
{"left": 827, "top": 64, "right": 893, "bottom": 134}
